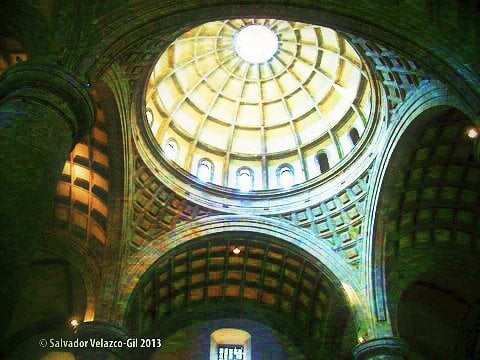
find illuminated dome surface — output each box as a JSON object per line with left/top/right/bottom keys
{"left": 146, "top": 19, "right": 373, "bottom": 191}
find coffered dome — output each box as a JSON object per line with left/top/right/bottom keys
{"left": 145, "top": 19, "right": 373, "bottom": 191}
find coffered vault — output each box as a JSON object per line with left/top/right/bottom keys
{"left": 0, "top": 1, "right": 479, "bottom": 359}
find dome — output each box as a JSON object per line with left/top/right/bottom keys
{"left": 145, "top": 19, "right": 373, "bottom": 191}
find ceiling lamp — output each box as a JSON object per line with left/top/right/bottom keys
{"left": 466, "top": 126, "right": 479, "bottom": 139}
{"left": 68, "top": 316, "right": 81, "bottom": 329}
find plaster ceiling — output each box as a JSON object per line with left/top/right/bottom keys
{"left": 145, "top": 18, "right": 372, "bottom": 191}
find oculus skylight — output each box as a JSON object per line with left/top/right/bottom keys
{"left": 234, "top": 24, "right": 278, "bottom": 63}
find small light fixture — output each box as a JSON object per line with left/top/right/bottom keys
{"left": 466, "top": 126, "right": 480, "bottom": 139}
{"left": 232, "top": 247, "right": 241, "bottom": 255}
{"left": 68, "top": 317, "right": 81, "bottom": 329}
{"left": 358, "top": 336, "right": 365, "bottom": 344}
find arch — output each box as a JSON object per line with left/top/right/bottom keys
{"left": 276, "top": 163, "right": 294, "bottom": 189}
{"left": 118, "top": 215, "right": 366, "bottom": 331}
{"left": 236, "top": 167, "right": 253, "bottom": 191}
{"left": 197, "top": 158, "right": 214, "bottom": 183}
{"left": 364, "top": 82, "right": 476, "bottom": 337}
{"left": 124, "top": 224, "right": 360, "bottom": 358}
{"left": 4, "top": 248, "right": 89, "bottom": 359}
{"left": 145, "top": 107, "right": 154, "bottom": 126}
{"left": 40, "top": 231, "right": 101, "bottom": 323}
{"left": 389, "top": 251, "right": 480, "bottom": 359}
{"left": 349, "top": 127, "right": 360, "bottom": 146}
{"left": 382, "top": 106, "right": 477, "bottom": 321}
{"left": 316, "top": 151, "right": 330, "bottom": 173}
{"left": 163, "top": 138, "right": 178, "bottom": 161}
{"left": 85, "top": 78, "right": 130, "bottom": 320}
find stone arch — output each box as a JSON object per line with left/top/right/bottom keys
{"left": 366, "top": 81, "right": 480, "bottom": 343}
{"left": 81, "top": 77, "right": 130, "bottom": 321}
{"left": 122, "top": 219, "right": 363, "bottom": 358}
{"left": 117, "top": 215, "right": 368, "bottom": 334}
{"left": 391, "top": 252, "right": 480, "bottom": 359}
{"left": 41, "top": 233, "right": 100, "bottom": 323}
{"left": 4, "top": 248, "right": 88, "bottom": 359}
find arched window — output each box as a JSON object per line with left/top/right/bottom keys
{"left": 164, "top": 138, "right": 178, "bottom": 161}
{"left": 316, "top": 151, "right": 330, "bottom": 174}
{"left": 237, "top": 167, "right": 254, "bottom": 191}
{"left": 197, "top": 158, "right": 214, "bottom": 182}
{"left": 145, "top": 108, "right": 154, "bottom": 127}
{"left": 349, "top": 127, "right": 360, "bottom": 145}
{"left": 210, "top": 328, "right": 251, "bottom": 360}
{"left": 277, "top": 164, "right": 294, "bottom": 189}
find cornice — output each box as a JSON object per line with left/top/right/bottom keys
{"left": 0, "top": 62, "right": 95, "bottom": 143}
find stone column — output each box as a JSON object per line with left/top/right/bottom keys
{"left": 74, "top": 321, "right": 129, "bottom": 360}
{"left": 0, "top": 63, "right": 94, "bottom": 342}
{"left": 352, "top": 337, "right": 408, "bottom": 360}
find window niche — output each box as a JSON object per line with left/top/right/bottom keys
{"left": 164, "top": 138, "right": 178, "bottom": 161}
{"left": 210, "top": 328, "right": 251, "bottom": 360}
{"left": 349, "top": 127, "right": 360, "bottom": 146}
{"left": 197, "top": 158, "right": 214, "bottom": 182}
{"left": 145, "top": 108, "right": 154, "bottom": 127}
{"left": 316, "top": 151, "right": 330, "bottom": 174}
{"left": 276, "top": 164, "right": 294, "bottom": 189}
{"left": 236, "top": 167, "right": 254, "bottom": 191}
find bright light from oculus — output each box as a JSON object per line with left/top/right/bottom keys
{"left": 234, "top": 25, "right": 278, "bottom": 63}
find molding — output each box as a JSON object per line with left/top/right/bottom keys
{"left": 352, "top": 337, "right": 408, "bottom": 360}
{"left": 116, "top": 215, "right": 369, "bottom": 331}
{"left": 0, "top": 62, "right": 95, "bottom": 143}
{"left": 362, "top": 80, "right": 472, "bottom": 333}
